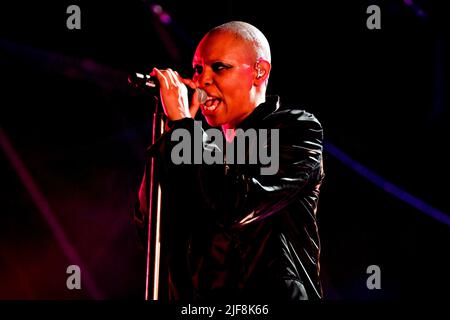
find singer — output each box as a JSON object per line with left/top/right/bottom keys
{"left": 134, "top": 21, "right": 325, "bottom": 301}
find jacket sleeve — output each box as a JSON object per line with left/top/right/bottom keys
{"left": 134, "top": 159, "right": 150, "bottom": 247}
{"left": 133, "top": 118, "right": 197, "bottom": 246}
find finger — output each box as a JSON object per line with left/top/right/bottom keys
{"left": 173, "top": 71, "right": 200, "bottom": 117}
{"left": 151, "top": 68, "right": 169, "bottom": 89}
{"left": 174, "top": 71, "right": 197, "bottom": 90}
{"left": 165, "top": 68, "right": 180, "bottom": 88}
{"left": 180, "top": 78, "right": 198, "bottom": 90}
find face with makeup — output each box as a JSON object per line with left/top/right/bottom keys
{"left": 192, "top": 30, "right": 266, "bottom": 130}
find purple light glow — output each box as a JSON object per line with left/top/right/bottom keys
{"left": 324, "top": 141, "right": 450, "bottom": 227}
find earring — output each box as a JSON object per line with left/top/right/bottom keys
{"left": 257, "top": 69, "right": 264, "bottom": 78}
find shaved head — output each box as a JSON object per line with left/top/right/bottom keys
{"left": 207, "top": 21, "right": 271, "bottom": 63}
{"left": 192, "top": 21, "right": 272, "bottom": 130}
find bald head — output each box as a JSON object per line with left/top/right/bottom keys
{"left": 207, "top": 21, "right": 271, "bottom": 63}
{"left": 191, "top": 21, "right": 272, "bottom": 129}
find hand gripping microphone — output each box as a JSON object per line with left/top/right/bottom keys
{"left": 128, "top": 72, "right": 207, "bottom": 104}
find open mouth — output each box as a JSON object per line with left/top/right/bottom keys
{"left": 202, "top": 96, "right": 222, "bottom": 112}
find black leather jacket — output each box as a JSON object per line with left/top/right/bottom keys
{"left": 135, "top": 96, "right": 324, "bottom": 301}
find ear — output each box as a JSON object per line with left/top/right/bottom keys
{"left": 254, "top": 59, "right": 271, "bottom": 86}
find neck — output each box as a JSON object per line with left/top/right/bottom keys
{"left": 221, "top": 92, "right": 266, "bottom": 142}
{"left": 223, "top": 128, "right": 236, "bottom": 143}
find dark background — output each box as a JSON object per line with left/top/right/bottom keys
{"left": 0, "top": 0, "right": 448, "bottom": 299}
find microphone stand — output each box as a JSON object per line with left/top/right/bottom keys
{"left": 145, "top": 96, "right": 165, "bottom": 300}
{"left": 132, "top": 73, "right": 206, "bottom": 300}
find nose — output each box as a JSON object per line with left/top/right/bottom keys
{"left": 197, "top": 67, "right": 212, "bottom": 87}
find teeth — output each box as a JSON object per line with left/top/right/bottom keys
{"left": 203, "top": 97, "right": 220, "bottom": 111}
{"left": 205, "top": 104, "right": 217, "bottom": 111}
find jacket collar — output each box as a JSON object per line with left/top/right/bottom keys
{"left": 237, "top": 95, "right": 280, "bottom": 130}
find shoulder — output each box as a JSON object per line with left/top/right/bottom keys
{"left": 263, "top": 106, "right": 323, "bottom": 137}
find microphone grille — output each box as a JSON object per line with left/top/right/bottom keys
{"left": 196, "top": 88, "right": 207, "bottom": 104}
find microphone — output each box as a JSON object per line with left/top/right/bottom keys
{"left": 128, "top": 72, "right": 207, "bottom": 104}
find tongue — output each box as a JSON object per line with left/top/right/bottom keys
{"left": 206, "top": 99, "right": 219, "bottom": 108}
